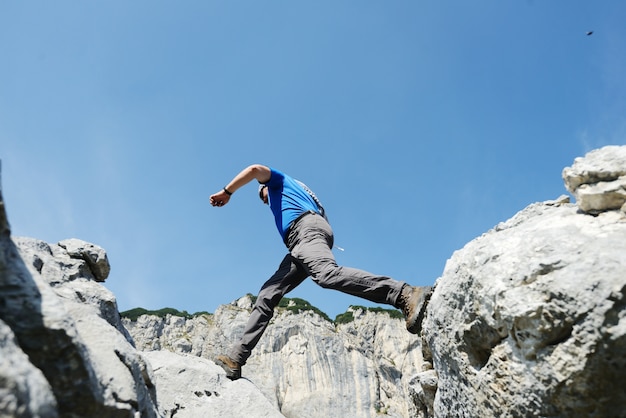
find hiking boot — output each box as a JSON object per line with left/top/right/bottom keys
{"left": 215, "top": 355, "right": 242, "bottom": 380}
{"left": 396, "top": 285, "right": 433, "bottom": 334}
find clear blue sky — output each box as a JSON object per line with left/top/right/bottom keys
{"left": 1, "top": 1, "right": 625, "bottom": 319}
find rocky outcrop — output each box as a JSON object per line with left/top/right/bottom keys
{"left": 0, "top": 229, "right": 160, "bottom": 416}
{"left": 563, "top": 145, "right": 626, "bottom": 213}
{"left": 124, "top": 301, "right": 422, "bottom": 417}
{"left": 416, "top": 145, "right": 626, "bottom": 417}
{"left": 144, "top": 350, "right": 285, "bottom": 418}
{"left": 0, "top": 186, "right": 285, "bottom": 416}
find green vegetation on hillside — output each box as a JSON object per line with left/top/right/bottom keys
{"left": 120, "top": 307, "right": 211, "bottom": 321}
{"left": 120, "top": 297, "right": 402, "bottom": 324}
{"left": 335, "top": 305, "right": 403, "bottom": 324}
{"left": 277, "top": 297, "right": 331, "bottom": 322}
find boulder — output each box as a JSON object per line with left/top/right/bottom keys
{"left": 418, "top": 145, "right": 626, "bottom": 417}
{"left": 0, "top": 174, "right": 159, "bottom": 416}
{"left": 0, "top": 319, "right": 57, "bottom": 418}
{"left": 563, "top": 145, "right": 626, "bottom": 213}
{"left": 57, "top": 238, "right": 111, "bottom": 282}
{"left": 0, "top": 181, "right": 288, "bottom": 417}
{"left": 144, "top": 350, "right": 286, "bottom": 418}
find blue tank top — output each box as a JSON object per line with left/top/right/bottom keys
{"left": 264, "top": 168, "right": 324, "bottom": 240}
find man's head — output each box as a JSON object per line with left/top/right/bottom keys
{"left": 258, "top": 184, "right": 268, "bottom": 205}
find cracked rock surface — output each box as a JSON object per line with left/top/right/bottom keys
{"left": 563, "top": 145, "right": 626, "bottom": 213}
{"left": 419, "top": 145, "right": 626, "bottom": 417}
{"left": 144, "top": 350, "right": 285, "bottom": 418}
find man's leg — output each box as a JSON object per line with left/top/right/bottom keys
{"left": 288, "top": 214, "right": 432, "bottom": 334}
{"left": 289, "top": 214, "right": 405, "bottom": 305}
{"left": 220, "top": 253, "right": 307, "bottom": 378}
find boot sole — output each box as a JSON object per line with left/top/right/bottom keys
{"left": 407, "top": 286, "right": 433, "bottom": 334}
{"left": 216, "top": 357, "right": 242, "bottom": 380}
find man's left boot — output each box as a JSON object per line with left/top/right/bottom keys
{"left": 396, "top": 284, "right": 433, "bottom": 334}
{"left": 215, "top": 355, "right": 242, "bottom": 380}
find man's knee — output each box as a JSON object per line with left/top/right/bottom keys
{"left": 254, "top": 290, "right": 282, "bottom": 315}
{"left": 311, "top": 264, "right": 343, "bottom": 289}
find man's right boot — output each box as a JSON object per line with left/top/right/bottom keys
{"left": 396, "top": 284, "right": 433, "bottom": 334}
{"left": 215, "top": 355, "right": 242, "bottom": 380}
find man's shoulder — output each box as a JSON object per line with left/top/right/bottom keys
{"left": 267, "top": 168, "right": 287, "bottom": 186}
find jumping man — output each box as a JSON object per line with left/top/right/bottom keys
{"left": 209, "top": 164, "right": 432, "bottom": 380}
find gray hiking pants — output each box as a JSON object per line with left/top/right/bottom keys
{"left": 229, "top": 212, "right": 406, "bottom": 365}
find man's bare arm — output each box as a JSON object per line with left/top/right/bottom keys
{"left": 209, "top": 164, "right": 271, "bottom": 207}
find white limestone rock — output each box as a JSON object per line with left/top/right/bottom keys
{"left": 2, "top": 232, "right": 294, "bottom": 418}
{"left": 420, "top": 191, "right": 626, "bottom": 416}
{"left": 0, "top": 319, "right": 58, "bottom": 418}
{"left": 57, "top": 238, "right": 111, "bottom": 282}
{"left": 144, "top": 350, "right": 285, "bottom": 418}
{"left": 1, "top": 231, "right": 159, "bottom": 416}
{"left": 124, "top": 304, "right": 423, "bottom": 418}
{"left": 563, "top": 145, "right": 626, "bottom": 213}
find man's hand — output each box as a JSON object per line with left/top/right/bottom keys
{"left": 209, "top": 165, "right": 271, "bottom": 208}
{"left": 210, "top": 190, "right": 231, "bottom": 207}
